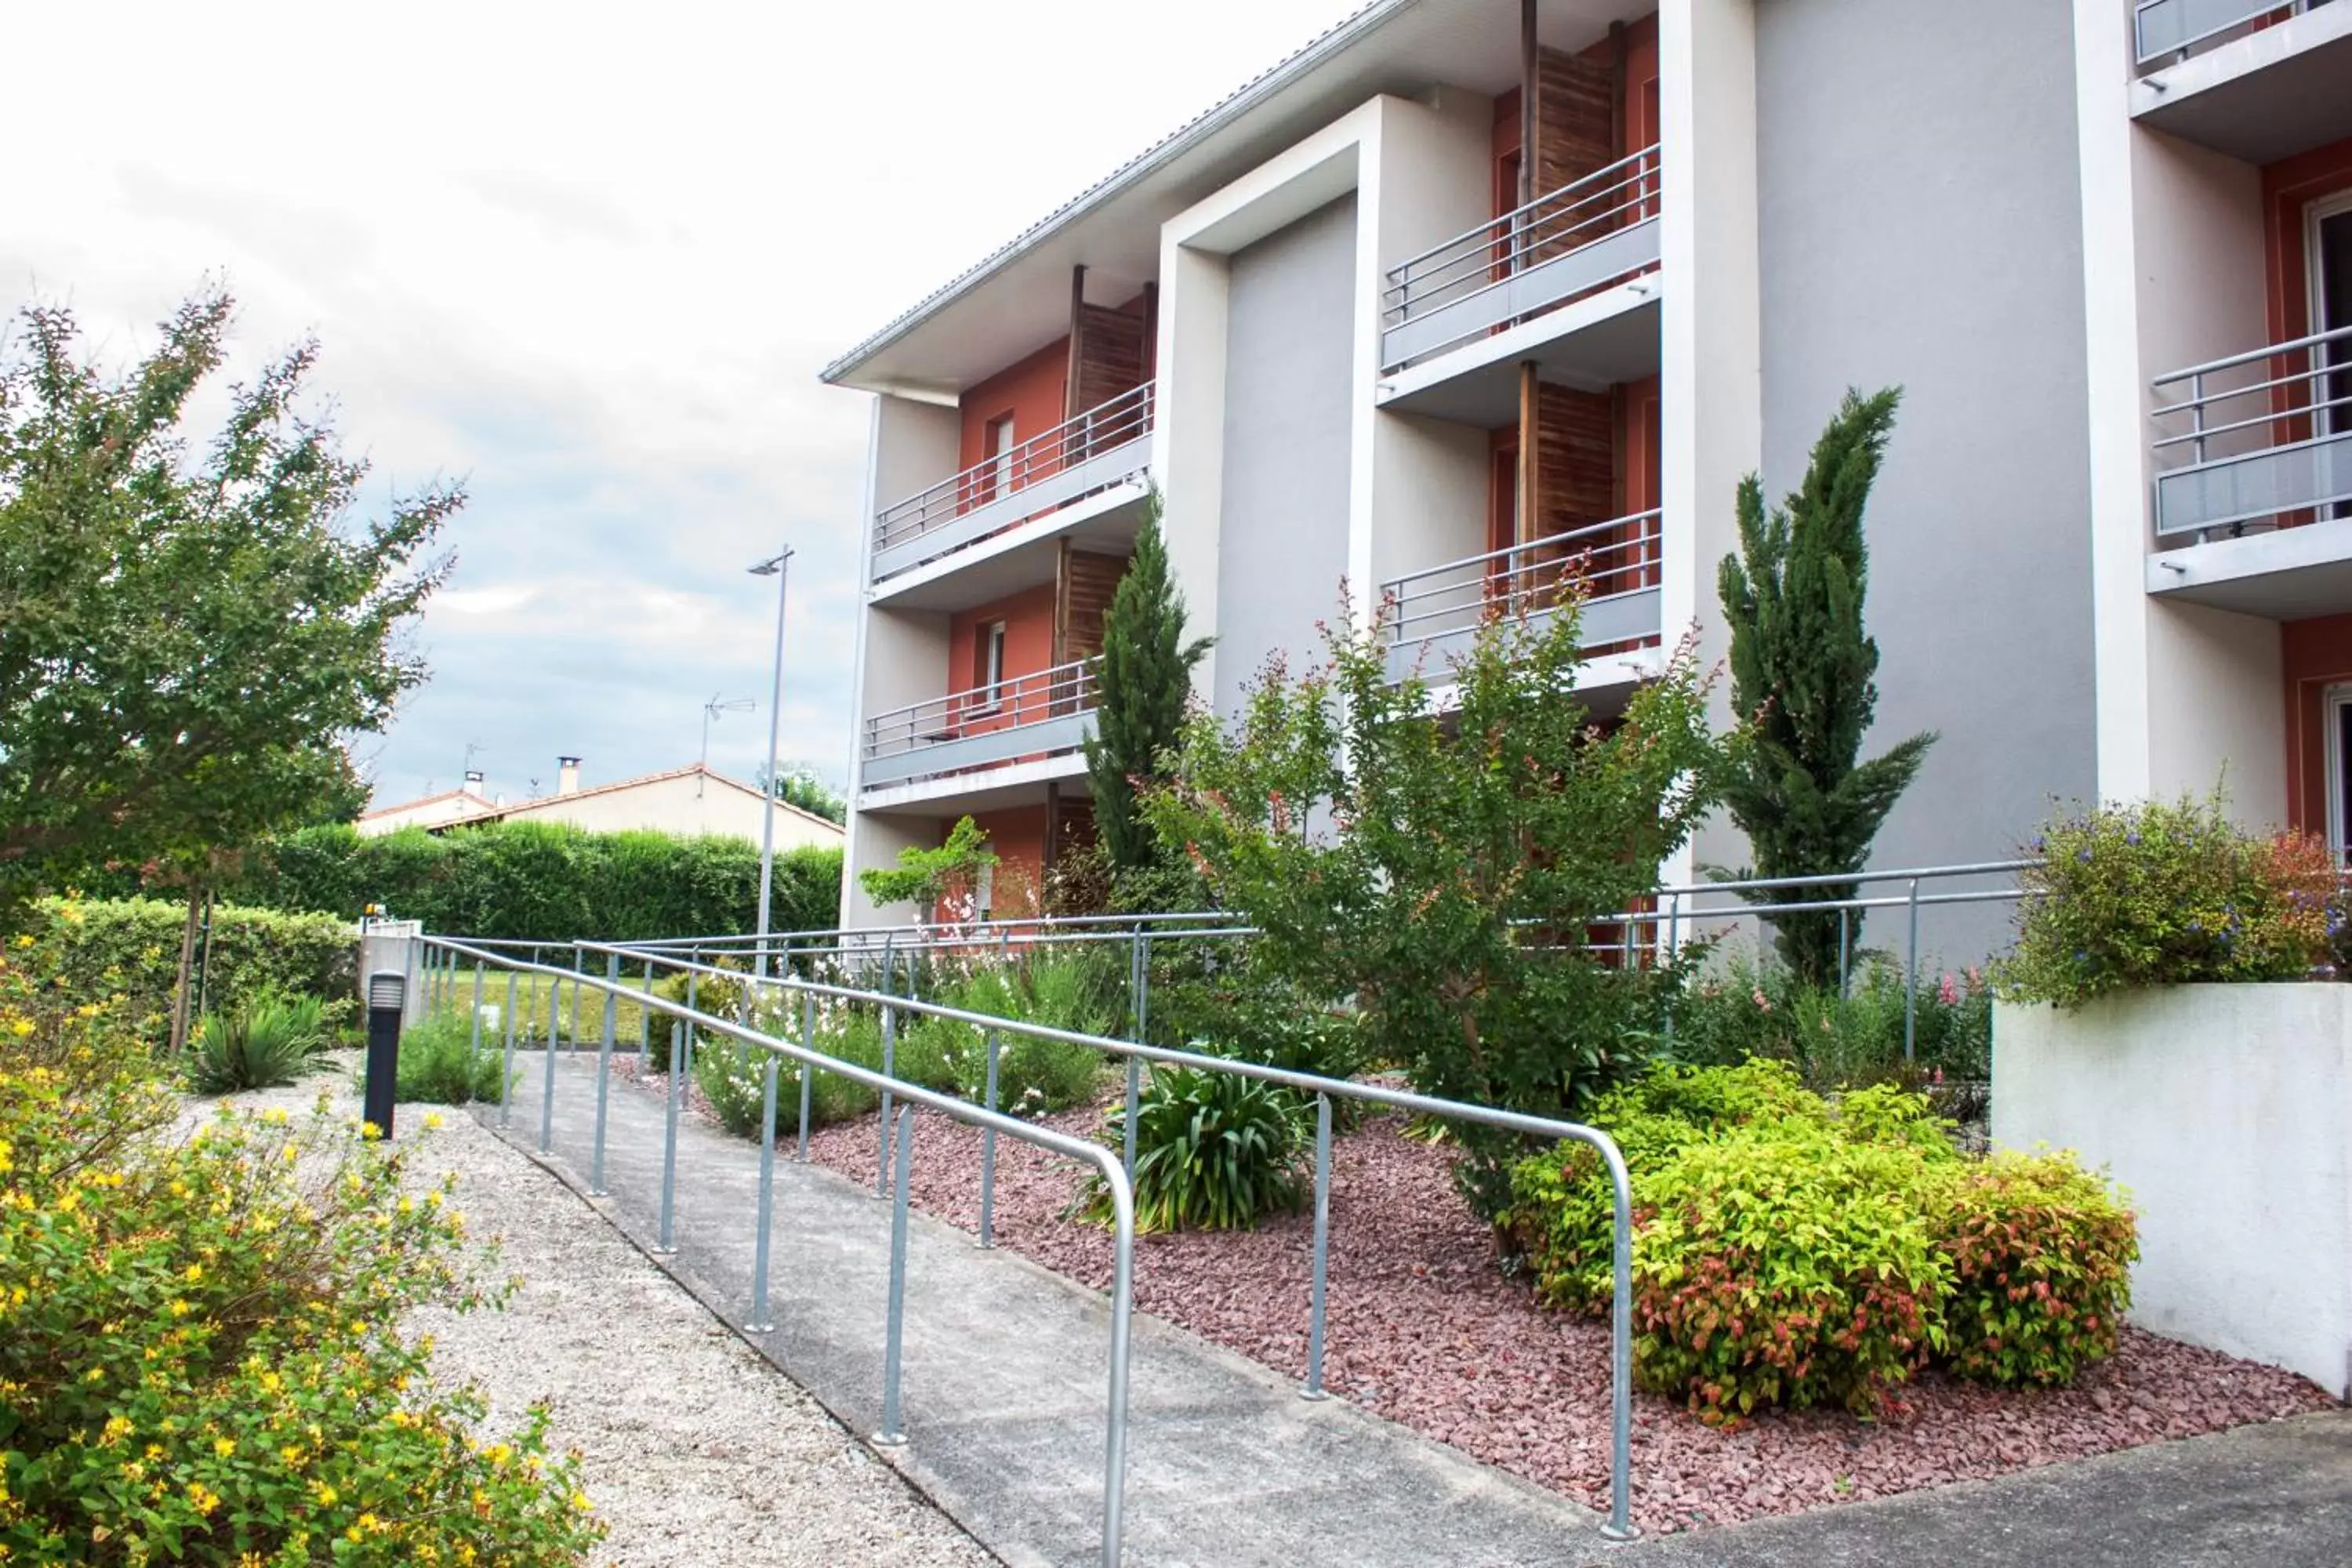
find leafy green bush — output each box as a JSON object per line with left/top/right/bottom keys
{"left": 1669, "top": 952, "right": 1991, "bottom": 1088}
{"left": 1504, "top": 1062, "right": 2134, "bottom": 1423}
{"left": 1999, "top": 791, "right": 2337, "bottom": 1008}
{"left": 214, "top": 818, "right": 843, "bottom": 943}
{"left": 394, "top": 1011, "right": 509, "bottom": 1105}
{"left": 0, "top": 955, "right": 604, "bottom": 1563}
{"left": 27, "top": 895, "right": 355, "bottom": 1046}
{"left": 1924, "top": 1152, "right": 2137, "bottom": 1387}
{"left": 186, "top": 994, "right": 329, "bottom": 1094}
{"left": 1081, "top": 1066, "right": 1308, "bottom": 1232}
{"left": 1632, "top": 1127, "right": 1949, "bottom": 1422}
{"left": 694, "top": 1036, "right": 779, "bottom": 1139}
{"left": 1152, "top": 951, "right": 1366, "bottom": 1080}
{"left": 898, "top": 957, "right": 1112, "bottom": 1116}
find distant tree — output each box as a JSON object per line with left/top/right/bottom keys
{"left": 858, "top": 815, "right": 996, "bottom": 920}
{"left": 758, "top": 763, "right": 847, "bottom": 825}
{"left": 1716, "top": 387, "right": 1936, "bottom": 987}
{"left": 1082, "top": 490, "right": 1210, "bottom": 883}
{"left": 0, "top": 287, "right": 456, "bottom": 1033}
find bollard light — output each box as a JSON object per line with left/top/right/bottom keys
{"left": 365, "top": 970, "right": 405, "bottom": 1138}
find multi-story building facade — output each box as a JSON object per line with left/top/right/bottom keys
{"left": 824, "top": 0, "right": 2352, "bottom": 935}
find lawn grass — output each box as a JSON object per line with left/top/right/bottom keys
{"left": 413, "top": 967, "right": 664, "bottom": 1047}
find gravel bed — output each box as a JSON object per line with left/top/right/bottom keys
{"left": 201, "top": 1062, "right": 993, "bottom": 1568}
{"left": 611, "top": 1062, "right": 2331, "bottom": 1537}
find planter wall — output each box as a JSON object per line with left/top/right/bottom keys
{"left": 1993, "top": 985, "right": 2352, "bottom": 1398}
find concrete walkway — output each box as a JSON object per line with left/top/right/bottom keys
{"left": 482, "top": 1051, "right": 1615, "bottom": 1568}
{"left": 1610, "top": 1408, "right": 2352, "bottom": 1568}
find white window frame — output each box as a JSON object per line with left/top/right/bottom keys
{"left": 985, "top": 414, "right": 1018, "bottom": 496}
{"left": 979, "top": 621, "right": 1007, "bottom": 712}
{"left": 2307, "top": 189, "right": 2352, "bottom": 438}
{"left": 2326, "top": 681, "right": 2352, "bottom": 866}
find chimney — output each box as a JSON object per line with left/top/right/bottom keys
{"left": 556, "top": 757, "right": 581, "bottom": 797}
{"left": 463, "top": 769, "right": 485, "bottom": 793}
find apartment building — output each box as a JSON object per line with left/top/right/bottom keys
{"left": 824, "top": 0, "right": 2352, "bottom": 935}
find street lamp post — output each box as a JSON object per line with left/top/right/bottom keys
{"left": 749, "top": 546, "right": 794, "bottom": 978}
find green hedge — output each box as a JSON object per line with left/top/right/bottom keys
{"left": 209, "top": 820, "right": 840, "bottom": 942}
{"left": 27, "top": 897, "right": 357, "bottom": 1044}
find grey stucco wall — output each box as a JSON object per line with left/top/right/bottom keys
{"left": 1737, "top": 0, "right": 2097, "bottom": 964}
{"left": 1214, "top": 194, "right": 1359, "bottom": 717}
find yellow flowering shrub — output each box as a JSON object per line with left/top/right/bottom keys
{"left": 0, "top": 950, "right": 604, "bottom": 1564}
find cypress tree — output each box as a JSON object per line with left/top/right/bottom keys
{"left": 1717, "top": 387, "right": 1936, "bottom": 987}
{"left": 1084, "top": 490, "right": 1210, "bottom": 876}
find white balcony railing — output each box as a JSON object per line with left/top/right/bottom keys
{"left": 2136, "top": 0, "right": 2333, "bottom": 65}
{"left": 1379, "top": 143, "right": 1661, "bottom": 375}
{"left": 869, "top": 383, "right": 1154, "bottom": 584}
{"left": 1381, "top": 508, "right": 1664, "bottom": 683}
{"left": 861, "top": 659, "right": 1099, "bottom": 791}
{"left": 2150, "top": 322, "right": 2352, "bottom": 540}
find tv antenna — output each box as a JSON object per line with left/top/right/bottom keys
{"left": 702, "top": 694, "right": 754, "bottom": 797}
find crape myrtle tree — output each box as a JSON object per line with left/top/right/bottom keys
{"left": 1717, "top": 387, "right": 1935, "bottom": 987}
{"left": 0, "top": 287, "right": 457, "bottom": 1033}
{"left": 1145, "top": 589, "right": 1737, "bottom": 1218}
{"left": 1081, "top": 489, "right": 1210, "bottom": 885}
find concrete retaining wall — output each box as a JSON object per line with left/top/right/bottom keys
{"left": 1993, "top": 985, "right": 2352, "bottom": 1397}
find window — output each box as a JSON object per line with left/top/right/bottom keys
{"left": 985, "top": 414, "right": 1017, "bottom": 499}
{"left": 979, "top": 622, "right": 1007, "bottom": 710}
{"left": 2327, "top": 684, "right": 2351, "bottom": 867}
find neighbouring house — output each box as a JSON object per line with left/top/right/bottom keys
{"left": 365, "top": 758, "right": 844, "bottom": 850}
{"left": 354, "top": 771, "right": 497, "bottom": 838}
{"left": 824, "top": 0, "right": 2352, "bottom": 931}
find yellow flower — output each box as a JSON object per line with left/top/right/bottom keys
{"left": 486, "top": 1443, "right": 511, "bottom": 1468}
{"left": 313, "top": 1482, "right": 339, "bottom": 1506}
{"left": 100, "top": 1416, "right": 132, "bottom": 1444}
{"left": 169, "top": 1300, "right": 191, "bottom": 1318}
{"left": 360, "top": 1121, "right": 383, "bottom": 1142}
{"left": 214, "top": 1436, "right": 236, "bottom": 1457}
{"left": 572, "top": 1490, "right": 594, "bottom": 1512}
{"left": 281, "top": 1445, "right": 304, "bottom": 1467}
{"left": 423, "top": 1112, "right": 445, "bottom": 1131}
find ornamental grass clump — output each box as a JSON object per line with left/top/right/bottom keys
{"left": 0, "top": 948, "right": 604, "bottom": 1563}
{"left": 1080, "top": 1065, "right": 1309, "bottom": 1232}
{"left": 1503, "top": 1062, "right": 2134, "bottom": 1425}
{"left": 1999, "top": 789, "right": 2339, "bottom": 1008}
{"left": 185, "top": 993, "right": 329, "bottom": 1094}
{"left": 393, "top": 1011, "right": 508, "bottom": 1105}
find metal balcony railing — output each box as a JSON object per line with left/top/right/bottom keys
{"left": 1380, "top": 144, "right": 1661, "bottom": 374}
{"left": 870, "top": 383, "right": 1154, "bottom": 583}
{"left": 2136, "top": 0, "right": 2333, "bottom": 65}
{"left": 2150, "top": 321, "right": 2352, "bottom": 540}
{"left": 1381, "top": 508, "right": 1663, "bottom": 682}
{"left": 861, "top": 658, "right": 1099, "bottom": 789}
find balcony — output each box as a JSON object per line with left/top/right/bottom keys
{"left": 2147, "top": 323, "right": 2352, "bottom": 617}
{"left": 2132, "top": 1, "right": 2352, "bottom": 163}
{"left": 869, "top": 384, "right": 1153, "bottom": 590}
{"left": 1382, "top": 509, "right": 1663, "bottom": 687}
{"left": 860, "top": 659, "right": 1098, "bottom": 794}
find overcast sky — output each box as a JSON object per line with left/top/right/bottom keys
{"left": 3, "top": 0, "right": 1363, "bottom": 808}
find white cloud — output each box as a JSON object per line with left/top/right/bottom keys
{"left": 3, "top": 0, "right": 1367, "bottom": 808}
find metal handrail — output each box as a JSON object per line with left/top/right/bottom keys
{"left": 1382, "top": 510, "right": 1663, "bottom": 645}
{"left": 872, "top": 382, "right": 1155, "bottom": 555}
{"left": 420, "top": 935, "right": 1143, "bottom": 1566}
{"left": 582, "top": 938, "right": 1641, "bottom": 1545}
{"left": 2148, "top": 321, "right": 2352, "bottom": 535}
{"left": 1382, "top": 143, "right": 1661, "bottom": 328}
{"left": 862, "top": 657, "right": 1100, "bottom": 764}
{"left": 2136, "top": 0, "right": 2318, "bottom": 65}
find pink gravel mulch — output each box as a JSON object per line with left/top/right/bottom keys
{"left": 614, "top": 1063, "right": 2333, "bottom": 1535}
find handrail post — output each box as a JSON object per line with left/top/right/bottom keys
{"left": 1599, "top": 1138, "right": 1639, "bottom": 1543}
{"left": 538, "top": 968, "right": 559, "bottom": 1156}
{"left": 603, "top": 953, "right": 620, "bottom": 1050}
{"left": 747, "top": 1054, "right": 781, "bottom": 1332}
{"left": 877, "top": 1004, "right": 897, "bottom": 1197}
{"left": 797, "top": 990, "right": 815, "bottom": 1163}
{"left": 656, "top": 1021, "right": 682, "bottom": 1254}
{"left": 875, "top": 1105, "right": 916, "bottom": 1446}
{"left": 640, "top": 957, "right": 655, "bottom": 1065}
{"left": 467, "top": 959, "right": 485, "bottom": 1073}
{"left": 499, "top": 971, "right": 517, "bottom": 1128}
{"left": 1303, "top": 1092, "right": 1333, "bottom": 1401}
{"left": 979, "top": 1029, "right": 1001, "bottom": 1249}
{"left": 1123, "top": 1057, "right": 1142, "bottom": 1184}
{"left": 569, "top": 945, "right": 586, "bottom": 1053}
{"left": 1904, "top": 877, "right": 1922, "bottom": 1063}
{"left": 684, "top": 971, "right": 699, "bottom": 1089}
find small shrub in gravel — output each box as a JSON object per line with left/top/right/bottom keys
{"left": 1505, "top": 1062, "right": 2136, "bottom": 1424}
{"left": 393, "top": 1011, "right": 510, "bottom": 1105}
{"left": 1923, "top": 1152, "right": 2138, "bottom": 1388}
{"left": 1632, "top": 1127, "right": 1948, "bottom": 1423}
{"left": 187, "top": 993, "right": 329, "bottom": 1094}
{"left": 1080, "top": 1065, "right": 1308, "bottom": 1232}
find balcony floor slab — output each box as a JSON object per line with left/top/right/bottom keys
{"left": 2147, "top": 518, "right": 2352, "bottom": 619}
{"left": 1375, "top": 288, "right": 1661, "bottom": 426}
{"left": 2131, "top": 3, "right": 2352, "bottom": 164}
